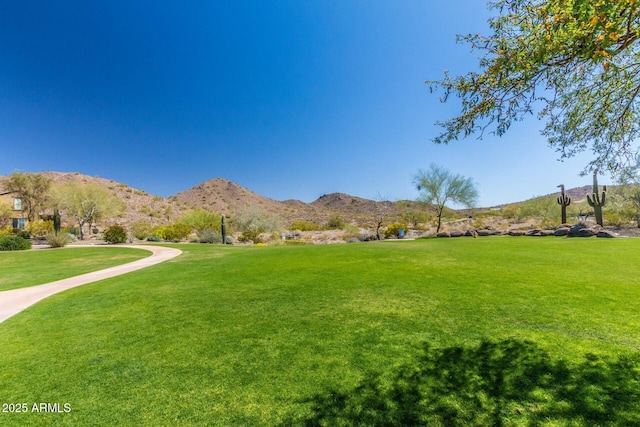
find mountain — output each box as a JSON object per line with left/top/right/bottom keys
{"left": 1, "top": 171, "right": 611, "bottom": 230}
{"left": 40, "top": 172, "right": 183, "bottom": 226}
{"left": 170, "top": 178, "right": 284, "bottom": 214}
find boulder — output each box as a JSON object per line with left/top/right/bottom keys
{"left": 578, "top": 227, "right": 597, "bottom": 237}
{"left": 554, "top": 227, "right": 570, "bottom": 236}
{"left": 540, "top": 230, "right": 556, "bottom": 236}
{"left": 597, "top": 230, "right": 616, "bottom": 238}
{"left": 568, "top": 224, "right": 587, "bottom": 237}
{"left": 508, "top": 230, "right": 526, "bottom": 236}
{"left": 525, "top": 229, "right": 542, "bottom": 236}
{"left": 437, "top": 231, "right": 451, "bottom": 238}
{"left": 450, "top": 230, "right": 464, "bottom": 237}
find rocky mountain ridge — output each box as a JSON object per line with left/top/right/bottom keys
{"left": 1, "top": 171, "right": 601, "bottom": 229}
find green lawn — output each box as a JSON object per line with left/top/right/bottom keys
{"left": 0, "top": 238, "right": 639, "bottom": 426}
{"left": 0, "top": 247, "right": 150, "bottom": 291}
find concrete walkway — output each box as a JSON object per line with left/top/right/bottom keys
{"left": 0, "top": 245, "right": 182, "bottom": 324}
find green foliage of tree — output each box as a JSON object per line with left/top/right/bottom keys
{"left": 53, "top": 182, "right": 125, "bottom": 240}
{"left": 428, "top": 0, "right": 640, "bottom": 177}
{"left": 2, "top": 172, "right": 51, "bottom": 222}
{"left": 0, "top": 201, "right": 12, "bottom": 228}
{"left": 27, "top": 220, "right": 54, "bottom": 238}
{"left": 178, "top": 209, "right": 221, "bottom": 237}
{"left": 130, "top": 221, "right": 154, "bottom": 240}
{"left": 232, "top": 206, "right": 282, "bottom": 235}
{"left": 398, "top": 201, "right": 431, "bottom": 228}
{"left": 151, "top": 223, "right": 192, "bottom": 242}
{"left": 413, "top": 164, "right": 479, "bottom": 232}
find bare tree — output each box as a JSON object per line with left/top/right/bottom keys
{"left": 373, "top": 192, "right": 394, "bottom": 241}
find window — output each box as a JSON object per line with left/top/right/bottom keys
{"left": 12, "top": 218, "right": 25, "bottom": 229}
{"left": 13, "top": 198, "right": 22, "bottom": 211}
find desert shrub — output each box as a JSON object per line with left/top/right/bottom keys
{"left": 225, "top": 235, "right": 234, "bottom": 245}
{"left": 152, "top": 223, "right": 192, "bottom": 242}
{"left": 179, "top": 209, "right": 221, "bottom": 236}
{"left": 46, "top": 232, "right": 72, "bottom": 248}
{"left": 67, "top": 226, "right": 80, "bottom": 238}
{"left": 168, "top": 223, "right": 192, "bottom": 242}
{"left": 239, "top": 230, "right": 263, "bottom": 244}
{"left": 147, "top": 235, "right": 162, "bottom": 242}
{"left": 327, "top": 214, "right": 345, "bottom": 230}
{"left": 0, "top": 236, "right": 32, "bottom": 251}
{"left": 605, "top": 211, "right": 632, "bottom": 227}
{"left": 103, "top": 225, "right": 128, "bottom": 244}
{"left": 199, "top": 229, "right": 222, "bottom": 244}
{"left": 290, "top": 220, "right": 319, "bottom": 231}
{"left": 500, "top": 204, "right": 522, "bottom": 221}
{"left": 130, "top": 221, "right": 154, "bottom": 240}
{"left": 401, "top": 209, "right": 430, "bottom": 228}
{"left": 27, "top": 220, "right": 54, "bottom": 238}
{"left": 232, "top": 206, "right": 282, "bottom": 237}
{"left": 16, "top": 229, "right": 31, "bottom": 239}
{"left": 385, "top": 222, "right": 408, "bottom": 238}
{"left": 64, "top": 231, "right": 78, "bottom": 243}
{"left": 358, "top": 230, "right": 375, "bottom": 241}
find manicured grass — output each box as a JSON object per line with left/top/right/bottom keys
{"left": 0, "top": 238, "right": 639, "bottom": 425}
{"left": 0, "top": 247, "right": 150, "bottom": 291}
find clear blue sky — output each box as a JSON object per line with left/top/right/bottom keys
{"left": 0, "top": 1, "right": 607, "bottom": 207}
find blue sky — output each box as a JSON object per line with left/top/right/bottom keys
{"left": 0, "top": 1, "right": 607, "bottom": 207}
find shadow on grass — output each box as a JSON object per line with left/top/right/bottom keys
{"left": 290, "top": 339, "right": 640, "bottom": 426}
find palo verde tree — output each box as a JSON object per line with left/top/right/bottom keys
{"left": 413, "top": 164, "right": 479, "bottom": 233}
{"left": 2, "top": 172, "right": 51, "bottom": 222}
{"left": 428, "top": 0, "right": 640, "bottom": 177}
{"left": 53, "top": 182, "right": 124, "bottom": 240}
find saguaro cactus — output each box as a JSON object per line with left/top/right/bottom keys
{"left": 586, "top": 171, "right": 607, "bottom": 226}
{"left": 221, "top": 214, "right": 227, "bottom": 244}
{"left": 557, "top": 184, "right": 571, "bottom": 224}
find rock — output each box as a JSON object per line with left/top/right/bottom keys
{"left": 450, "top": 230, "right": 464, "bottom": 237}
{"left": 525, "top": 229, "right": 542, "bottom": 236}
{"left": 597, "top": 230, "right": 616, "bottom": 238}
{"left": 568, "top": 224, "right": 587, "bottom": 237}
{"left": 578, "top": 227, "right": 597, "bottom": 237}
{"left": 554, "top": 227, "right": 570, "bottom": 236}
{"left": 437, "top": 231, "right": 451, "bottom": 238}
{"left": 477, "top": 229, "right": 493, "bottom": 236}
{"left": 540, "top": 230, "right": 556, "bottom": 236}
{"left": 508, "top": 230, "right": 526, "bottom": 236}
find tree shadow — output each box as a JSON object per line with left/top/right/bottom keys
{"left": 288, "top": 339, "right": 640, "bottom": 426}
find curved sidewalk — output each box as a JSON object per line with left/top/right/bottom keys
{"left": 0, "top": 245, "right": 182, "bottom": 324}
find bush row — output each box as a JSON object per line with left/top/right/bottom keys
{"left": 0, "top": 236, "right": 32, "bottom": 251}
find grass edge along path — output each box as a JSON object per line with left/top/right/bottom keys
{"left": 0, "top": 246, "right": 152, "bottom": 292}
{"left": 0, "top": 245, "right": 182, "bottom": 323}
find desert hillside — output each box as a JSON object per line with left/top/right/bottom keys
{"left": 1, "top": 171, "right": 612, "bottom": 233}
